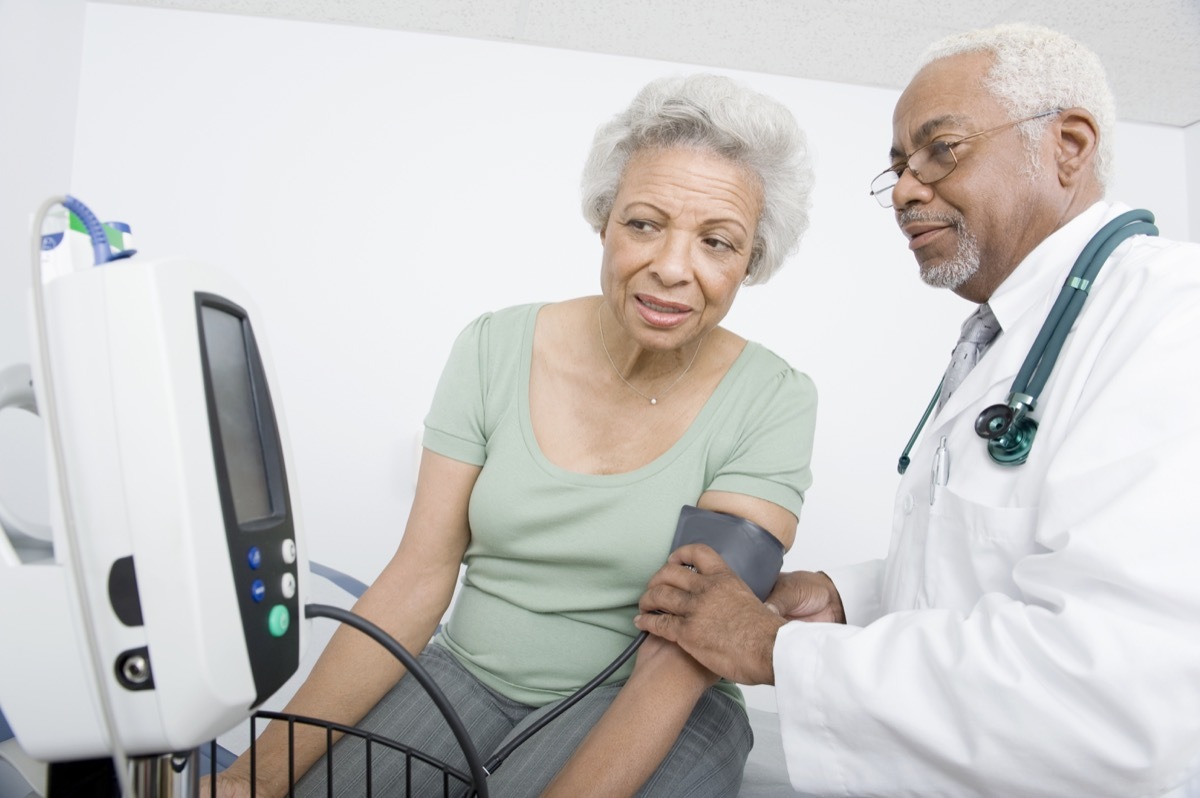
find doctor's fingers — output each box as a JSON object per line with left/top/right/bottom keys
{"left": 765, "top": 570, "right": 845, "bottom": 624}
{"left": 640, "top": 546, "right": 728, "bottom": 600}
{"left": 637, "top": 568, "right": 767, "bottom": 640}
{"left": 665, "top": 542, "right": 732, "bottom": 575}
{"left": 633, "top": 606, "right": 686, "bottom": 646}
{"left": 634, "top": 590, "right": 782, "bottom": 686}
{"left": 632, "top": 598, "right": 731, "bottom": 676}
{"left": 638, "top": 575, "right": 703, "bottom": 619}
{"left": 639, "top": 552, "right": 747, "bottom": 614}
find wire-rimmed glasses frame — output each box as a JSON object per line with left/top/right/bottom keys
{"left": 868, "top": 109, "right": 1062, "bottom": 208}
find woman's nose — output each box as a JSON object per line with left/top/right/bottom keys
{"left": 650, "top": 233, "right": 692, "bottom": 285}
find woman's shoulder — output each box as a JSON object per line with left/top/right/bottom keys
{"left": 455, "top": 302, "right": 545, "bottom": 343}
{"left": 733, "top": 339, "right": 816, "bottom": 392}
{"left": 469, "top": 302, "right": 546, "bottom": 326}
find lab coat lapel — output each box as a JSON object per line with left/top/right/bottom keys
{"left": 929, "top": 203, "right": 1117, "bottom": 427}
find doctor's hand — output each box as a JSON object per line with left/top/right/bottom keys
{"left": 634, "top": 543, "right": 785, "bottom": 686}
{"left": 765, "top": 570, "right": 846, "bottom": 625}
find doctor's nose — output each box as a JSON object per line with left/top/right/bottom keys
{"left": 890, "top": 167, "right": 934, "bottom": 212}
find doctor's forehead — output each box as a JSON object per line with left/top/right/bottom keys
{"left": 889, "top": 53, "right": 997, "bottom": 149}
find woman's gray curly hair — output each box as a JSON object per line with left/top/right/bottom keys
{"left": 580, "top": 74, "right": 814, "bottom": 285}
{"left": 918, "top": 23, "right": 1115, "bottom": 189}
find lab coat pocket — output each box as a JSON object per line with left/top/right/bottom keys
{"left": 924, "top": 488, "right": 1040, "bottom": 611}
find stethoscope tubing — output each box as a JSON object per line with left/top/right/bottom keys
{"left": 1013, "top": 210, "right": 1157, "bottom": 401}
{"left": 897, "top": 209, "right": 1158, "bottom": 474}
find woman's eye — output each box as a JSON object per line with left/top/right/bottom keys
{"left": 704, "top": 237, "right": 733, "bottom": 252}
{"left": 626, "top": 219, "right": 655, "bottom": 232}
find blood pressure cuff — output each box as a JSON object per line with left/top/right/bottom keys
{"left": 670, "top": 505, "right": 784, "bottom": 600}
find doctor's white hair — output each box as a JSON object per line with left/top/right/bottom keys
{"left": 580, "top": 74, "right": 814, "bottom": 285}
{"left": 918, "top": 23, "right": 1115, "bottom": 190}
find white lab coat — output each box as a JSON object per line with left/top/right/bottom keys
{"left": 774, "top": 202, "right": 1200, "bottom": 797}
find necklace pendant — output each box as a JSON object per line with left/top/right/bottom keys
{"left": 597, "top": 302, "right": 707, "bottom": 410}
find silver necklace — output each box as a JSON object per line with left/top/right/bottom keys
{"left": 596, "top": 303, "right": 707, "bottom": 405}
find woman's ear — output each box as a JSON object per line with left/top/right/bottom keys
{"left": 1054, "top": 107, "right": 1100, "bottom": 188}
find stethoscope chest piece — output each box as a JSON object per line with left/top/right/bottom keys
{"left": 975, "top": 402, "right": 1038, "bottom": 466}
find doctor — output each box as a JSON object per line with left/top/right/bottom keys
{"left": 636, "top": 22, "right": 1200, "bottom": 797}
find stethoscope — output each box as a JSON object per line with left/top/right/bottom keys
{"left": 898, "top": 209, "right": 1158, "bottom": 474}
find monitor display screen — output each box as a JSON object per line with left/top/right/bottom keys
{"left": 200, "top": 305, "right": 273, "bottom": 524}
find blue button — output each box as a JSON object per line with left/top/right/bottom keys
{"left": 247, "top": 546, "right": 262, "bottom": 570}
{"left": 251, "top": 579, "right": 265, "bottom": 602}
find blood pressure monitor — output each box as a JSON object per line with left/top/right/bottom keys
{"left": 0, "top": 198, "right": 307, "bottom": 766}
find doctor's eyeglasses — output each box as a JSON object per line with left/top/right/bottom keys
{"left": 869, "top": 109, "right": 1062, "bottom": 208}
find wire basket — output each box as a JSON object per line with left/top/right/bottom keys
{"left": 202, "top": 602, "right": 645, "bottom": 798}
{"left": 205, "top": 708, "right": 480, "bottom": 798}
{"left": 204, "top": 603, "right": 489, "bottom": 798}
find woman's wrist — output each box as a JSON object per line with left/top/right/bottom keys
{"left": 632, "top": 638, "right": 717, "bottom": 696}
{"left": 219, "top": 743, "right": 288, "bottom": 798}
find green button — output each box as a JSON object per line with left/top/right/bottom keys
{"left": 267, "top": 605, "right": 290, "bottom": 637}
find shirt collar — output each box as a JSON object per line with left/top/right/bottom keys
{"left": 986, "top": 200, "right": 1130, "bottom": 335}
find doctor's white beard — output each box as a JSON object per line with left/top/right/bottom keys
{"left": 900, "top": 209, "right": 982, "bottom": 291}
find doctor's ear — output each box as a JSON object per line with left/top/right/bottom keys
{"left": 1053, "top": 107, "right": 1100, "bottom": 188}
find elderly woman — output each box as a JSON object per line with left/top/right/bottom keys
{"left": 214, "top": 72, "right": 817, "bottom": 798}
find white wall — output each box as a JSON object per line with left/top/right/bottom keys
{"left": 1, "top": 3, "right": 1194, "bottom": 697}
{"left": 0, "top": 0, "right": 86, "bottom": 542}
{"left": 59, "top": 4, "right": 957, "bottom": 585}
{"left": 1109, "top": 122, "right": 1190, "bottom": 239}
{"left": 1188, "top": 122, "right": 1200, "bottom": 241}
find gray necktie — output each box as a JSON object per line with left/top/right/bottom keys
{"left": 938, "top": 303, "right": 1001, "bottom": 411}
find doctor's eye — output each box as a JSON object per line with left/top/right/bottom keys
{"left": 926, "top": 140, "right": 958, "bottom": 166}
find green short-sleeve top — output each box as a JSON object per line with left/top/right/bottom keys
{"left": 423, "top": 303, "right": 817, "bottom": 707}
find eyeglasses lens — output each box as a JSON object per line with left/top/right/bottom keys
{"left": 870, "top": 141, "right": 959, "bottom": 208}
{"left": 911, "top": 141, "right": 958, "bottom": 185}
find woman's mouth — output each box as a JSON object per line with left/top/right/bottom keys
{"left": 636, "top": 295, "right": 692, "bottom": 327}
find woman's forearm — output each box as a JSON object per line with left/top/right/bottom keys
{"left": 220, "top": 619, "right": 411, "bottom": 796}
{"left": 541, "top": 644, "right": 713, "bottom": 798}
{"left": 221, "top": 450, "right": 479, "bottom": 796}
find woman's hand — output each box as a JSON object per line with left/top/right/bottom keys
{"left": 197, "top": 770, "right": 255, "bottom": 798}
